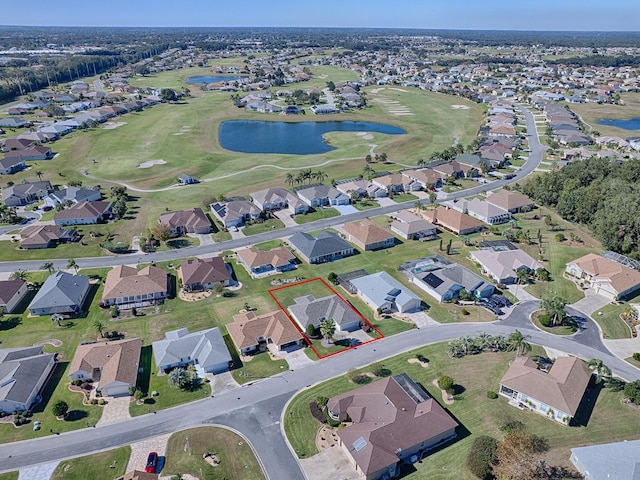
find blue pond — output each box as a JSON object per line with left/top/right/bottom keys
{"left": 186, "top": 75, "right": 244, "bottom": 84}
{"left": 596, "top": 118, "right": 640, "bottom": 130}
{"left": 219, "top": 120, "right": 406, "bottom": 154}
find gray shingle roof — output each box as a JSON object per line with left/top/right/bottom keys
{"left": 288, "top": 231, "right": 353, "bottom": 260}
{"left": 28, "top": 271, "right": 89, "bottom": 312}
{"left": 153, "top": 327, "right": 231, "bottom": 372}
{"left": 0, "top": 346, "right": 55, "bottom": 406}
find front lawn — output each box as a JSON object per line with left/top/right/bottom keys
{"left": 285, "top": 342, "right": 640, "bottom": 478}
{"left": 0, "top": 472, "right": 18, "bottom": 480}
{"left": 593, "top": 303, "right": 633, "bottom": 339}
{"left": 163, "top": 427, "right": 264, "bottom": 480}
{"left": 51, "top": 446, "right": 130, "bottom": 480}
{"left": 352, "top": 199, "right": 380, "bottom": 211}
{"left": 293, "top": 207, "right": 340, "bottom": 224}
{"left": 230, "top": 350, "right": 289, "bottom": 385}
{"left": 242, "top": 218, "right": 285, "bottom": 236}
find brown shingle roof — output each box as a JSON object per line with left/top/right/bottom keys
{"left": 227, "top": 310, "right": 303, "bottom": 350}
{"left": 237, "top": 245, "right": 295, "bottom": 269}
{"left": 53, "top": 201, "right": 112, "bottom": 220}
{"left": 486, "top": 189, "right": 534, "bottom": 212}
{"left": 179, "top": 257, "right": 228, "bottom": 286}
{"left": 327, "top": 375, "right": 458, "bottom": 476}
{"left": 500, "top": 356, "right": 591, "bottom": 416}
{"left": 421, "top": 206, "right": 483, "bottom": 234}
{"left": 159, "top": 208, "right": 210, "bottom": 231}
{"left": 343, "top": 219, "right": 393, "bottom": 248}
{"left": 69, "top": 338, "right": 142, "bottom": 389}
{"left": 102, "top": 265, "right": 167, "bottom": 302}
{"left": 569, "top": 253, "right": 640, "bottom": 295}
{"left": 0, "top": 279, "right": 26, "bottom": 304}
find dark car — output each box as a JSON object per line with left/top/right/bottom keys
{"left": 145, "top": 452, "right": 158, "bottom": 473}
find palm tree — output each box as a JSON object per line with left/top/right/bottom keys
{"left": 168, "top": 368, "right": 190, "bottom": 389}
{"left": 541, "top": 294, "right": 567, "bottom": 327}
{"left": 41, "top": 262, "right": 55, "bottom": 274}
{"left": 417, "top": 158, "right": 425, "bottom": 167}
{"left": 285, "top": 172, "right": 294, "bottom": 188}
{"left": 447, "top": 338, "right": 464, "bottom": 358}
{"left": 587, "top": 358, "right": 612, "bottom": 382}
{"left": 67, "top": 258, "right": 79, "bottom": 274}
{"left": 474, "top": 332, "right": 493, "bottom": 352}
{"left": 94, "top": 320, "right": 105, "bottom": 338}
{"left": 506, "top": 330, "right": 531, "bottom": 357}
{"left": 9, "top": 270, "right": 29, "bottom": 281}
{"left": 489, "top": 334, "right": 506, "bottom": 352}
{"left": 319, "top": 319, "right": 336, "bottom": 344}
{"left": 51, "top": 313, "right": 64, "bottom": 327}
{"left": 35, "top": 170, "right": 43, "bottom": 181}
{"left": 314, "top": 170, "right": 327, "bottom": 183}
{"left": 516, "top": 268, "right": 529, "bottom": 286}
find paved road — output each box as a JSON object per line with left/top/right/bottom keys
{"left": 0, "top": 103, "right": 544, "bottom": 274}
{"left": 1, "top": 313, "right": 638, "bottom": 477}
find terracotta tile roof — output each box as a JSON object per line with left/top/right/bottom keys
{"left": 227, "top": 310, "right": 303, "bottom": 350}
{"left": 327, "top": 374, "right": 458, "bottom": 476}
{"left": 237, "top": 245, "right": 295, "bottom": 269}
{"left": 69, "top": 338, "right": 142, "bottom": 390}
{"left": 102, "top": 265, "right": 167, "bottom": 302}
{"left": 343, "top": 219, "right": 393, "bottom": 248}
{"left": 569, "top": 253, "right": 640, "bottom": 295}
{"left": 179, "top": 257, "right": 228, "bottom": 286}
{"left": 500, "top": 356, "right": 591, "bottom": 416}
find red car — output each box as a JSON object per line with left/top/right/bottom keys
{"left": 145, "top": 452, "right": 158, "bottom": 473}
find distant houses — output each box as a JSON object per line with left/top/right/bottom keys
{"left": 211, "top": 199, "right": 261, "bottom": 228}
{"left": 350, "top": 271, "right": 422, "bottom": 314}
{"left": 471, "top": 247, "right": 543, "bottom": 284}
{"left": 0, "top": 279, "right": 29, "bottom": 313}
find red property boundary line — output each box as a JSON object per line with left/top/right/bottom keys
{"left": 268, "top": 277, "right": 384, "bottom": 359}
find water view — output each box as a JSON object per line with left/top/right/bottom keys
{"left": 186, "top": 75, "right": 244, "bottom": 84}
{"left": 219, "top": 120, "right": 406, "bottom": 154}
{"left": 596, "top": 118, "right": 640, "bottom": 130}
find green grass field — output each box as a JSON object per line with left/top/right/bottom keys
{"left": 593, "top": 303, "right": 633, "bottom": 339}
{"left": 571, "top": 92, "right": 640, "bottom": 137}
{"left": 51, "top": 446, "right": 130, "bottom": 480}
{"left": 163, "top": 427, "right": 264, "bottom": 479}
{"left": 285, "top": 342, "right": 640, "bottom": 478}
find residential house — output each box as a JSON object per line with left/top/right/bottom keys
{"left": 0, "top": 156, "right": 26, "bottom": 175}
{"left": 236, "top": 245, "right": 297, "bottom": 276}
{"left": 401, "top": 255, "right": 494, "bottom": 302}
{"left": 470, "top": 249, "right": 543, "bottom": 284}
{"left": 402, "top": 168, "right": 444, "bottom": 189}
{"left": 444, "top": 198, "right": 511, "bottom": 225}
{"left": 53, "top": 201, "right": 112, "bottom": 226}
{"left": 102, "top": 265, "right": 168, "bottom": 309}
{"left": 288, "top": 294, "right": 362, "bottom": 332}
{"left": 350, "top": 272, "right": 421, "bottom": 314}
{"left": 210, "top": 200, "right": 261, "bottom": 228}
{"left": 288, "top": 231, "right": 355, "bottom": 264}
{"left": 20, "top": 225, "right": 78, "bottom": 249}
{"left": 0, "top": 346, "right": 56, "bottom": 413}
{"left": 4, "top": 146, "right": 54, "bottom": 162}
{"left": 152, "top": 327, "right": 231, "bottom": 376}
{"left": 159, "top": 208, "right": 211, "bottom": 235}
{"left": 0, "top": 117, "right": 29, "bottom": 128}
{"left": 390, "top": 210, "right": 437, "bottom": 240}
{"left": 178, "top": 257, "right": 230, "bottom": 292}
{"left": 0, "top": 279, "right": 29, "bottom": 313}
{"left": 372, "top": 173, "right": 421, "bottom": 193}
{"left": 570, "top": 439, "right": 640, "bottom": 480}
{"left": 227, "top": 310, "right": 304, "bottom": 355}
{"left": 486, "top": 189, "right": 535, "bottom": 213}
{"left": 68, "top": 338, "right": 142, "bottom": 397}
{"left": 499, "top": 356, "right": 591, "bottom": 425}
{"left": 1, "top": 181, "right": 53, "bottom": 206}
{"left": 343, "top": 219, "right": 395, "bottom": 251}
{"left": 336, "top": 179, "right": 387, "bottom": 199}
{"left": 296, "top": 185, "right": 350, "bottom": 207}
{"left": 565, "top": 253, "right": 640, "bottom": 301}
{"left": 43, "top": 186, "right": 102, "bottom": 208}
{"left": 432, "top": 161, "right": 469, "bottom": 179}
{"left": 327, "top": 374, "right": 458, "bottom": 480}
{"left": 27, "top": 272, "right": 90, "bottom": 316}
{"left": 2, "top": 138, "right": 34, "bottom": 152}
{"left": 421, "top": 205, "right": 484, "bottom": 235}
{"left": 177, "top": 173, "right": 198, "bottom": 185}
{"left": 250, "top": 187, "right": 310, "bottom": 216}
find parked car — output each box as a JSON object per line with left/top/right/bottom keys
{"left": 145, "top": 452, "right": 158, "bottom": 473}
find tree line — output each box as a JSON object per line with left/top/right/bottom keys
{"left": 521, "top": 156, "right": 640, "bottom": 258}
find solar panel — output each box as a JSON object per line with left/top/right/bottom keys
{"left": 353, "top": 437, "right": 368, "bottom": 452}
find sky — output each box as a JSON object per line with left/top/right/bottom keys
{"left": 3, "top": 0, "right": 639, "bottom": 31}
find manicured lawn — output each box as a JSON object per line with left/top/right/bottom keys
{"left": 369, "top": 316, "right": 416, "bottom": 337}
{"left": 352, "top": 199, "right": 380, "bottom": 211}
{"left": 51, "top": 446, "right": 130, "bottom": 480}
{"left": 0, "top": 240, "right": 104, "bottom": 261}
{"left": 163, "top": 427, "right": 264, "bottom": 480}
{"left": 293, "top": 207, "right": 340, "bottom": 224}
{"left": 625, "top": 356, "right": 640, "bottom": 369}
{"left": 571, "top": 92, "right": 640, "bottom": 137}
{"left": 594, "top": 303, "right": 633, "bottom": 339}
{"left": 0, "top": 472, "right": 18, "bottom": 480}
{"left": 157, "top": 236, "right": 200, "bottom": 251}
{"left": 129, "top": 348, "right": 211, "bottom": 417}
{"left": 230, "top": 350, "right": 289, "bottom": 385}
{"left": 254, "top": 239, "right": 286, "bottom": 251}
{"left": 269, "top": 278, "right": 338, "bottom": 311}
{"left": 285, "top": 342, "right": 640, "bottom": 478}
{"left": 532, "top": 314, "right": 578, "bottom": 336}
{"left": 242, "top": 218, "right": 285, "bottom": 236}
{"left": 390, "top": 193, "right": 418, "bottom": 202}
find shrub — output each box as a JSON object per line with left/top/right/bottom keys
{"left": 486, "top": 390, "right": 498, "bottom": 399}
{"left": 324, "top": 407, "right": 341, "bottom": 427}
{"left": 316, "top": 396, "right": 328, "bottom": 408}
{"left": 98, "top": 398, "right": 105, "bottom": 405}
{"left": 305, "top": 323, "right": 316, "bottom": 337}
{"left": 72, "top": 379, "right": 82, "bottom": 386}
{"left": 437, "top": 375, "right": 454, "bottom": 392}
{"left": 538, "top": 314, "right": 551, "bottom": 327}
{"left": 633, "top": 352, "right": 640, "bottom": 362}
{"left": 309, "top": 401, "right": 325, "bottom": 424}
{"left": 128, "top": 385, "right": 136, "bottom": 396}
{"left": 131, "top": 307, "right": 137, "bottom": 317}
{"left": 466, "top": 435, "right": 498, "bottom": 480}
{"left": 134, "top": 390, "right": 145, "bottom": 401}
{"left": 51, "top": 400, "right": 69, "bottom": 417}
{"left": 555, "top": 233, "right": 566, "bottom": 242}
{"left": 81, "top": 382, "right": 91, "bottom": 390}
{"left": 499, "top": 419, "right": 525, "bottom": 433}
{"left": 624, "top": 380, "right": 640, "bottom": 404}
{"left": 370, "top": 362, "right": 384, "bottom": 377}
{"left": 460, "top": 308, "right": 470, "bottom": 315}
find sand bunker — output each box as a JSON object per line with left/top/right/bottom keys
{"left": 103, "top": 122, "right": 126, "bottom": 130}
{"left": 370, "top": 87, "right": 385, "bottom": 94}
{"left": 355, "top": 132, "right": 374, "bottom": 140}
{"left": 389, "top": 87, "right": 408, "bottom": 93}
{"left": 451, "top": 105, "right": 470, "bottom": 110}
{"left": 137, "top": 159, "right": 167, "bottom": 169}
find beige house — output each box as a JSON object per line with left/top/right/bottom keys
{"left": 69, "top": 338, "right": 142, "bottom": 397}
{"left": 486, "top": 189, "right": 536, "bottom": 213}
{"left": 343, "top": 219, "right": 395, "bottom": 251}
{"left": 102, "top": 265, "right": 168, "bottom": 309}
{"left": 236, "top": 245, "right": 297, "bottom": 276}
{"left": 227, "top": 310, "right": 304, "bottom": 355}
{"left": 565, "top": 253, "right": 640, "bottom": 301}
{"left": 178, "top": 257, "right": 230, "bottom": 292}
{"left": 499, "top": 356, "right": 591, "bottom": 425}
{"left": 421, "top": 205, "right": 483, "bottom": 235}
{"left": 159, "top": 208, "right": 211, "bottom": 235}
{"left": 327, "top": 374, "right": 458, "bottom": 480}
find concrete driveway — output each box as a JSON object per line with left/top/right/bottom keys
{"left": 333, "top": 205, "right": 358, "bottom": 215}
{"left": 126, "top": 433, "right": 172, "bottom": 475}
{"left": 18, "top": 462, "right": 59, "bottom": 480}
{"left": 570, "top": 289, "right": 612, "bottom": 315}
{"left": 272, "top": 209, "right": 298, "bottom": 228}
{"left": 276, "top": 346, "right": 314, "bottom": 369}
{"left": 300, "top": 446, "right": 360, "bottom": 480}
